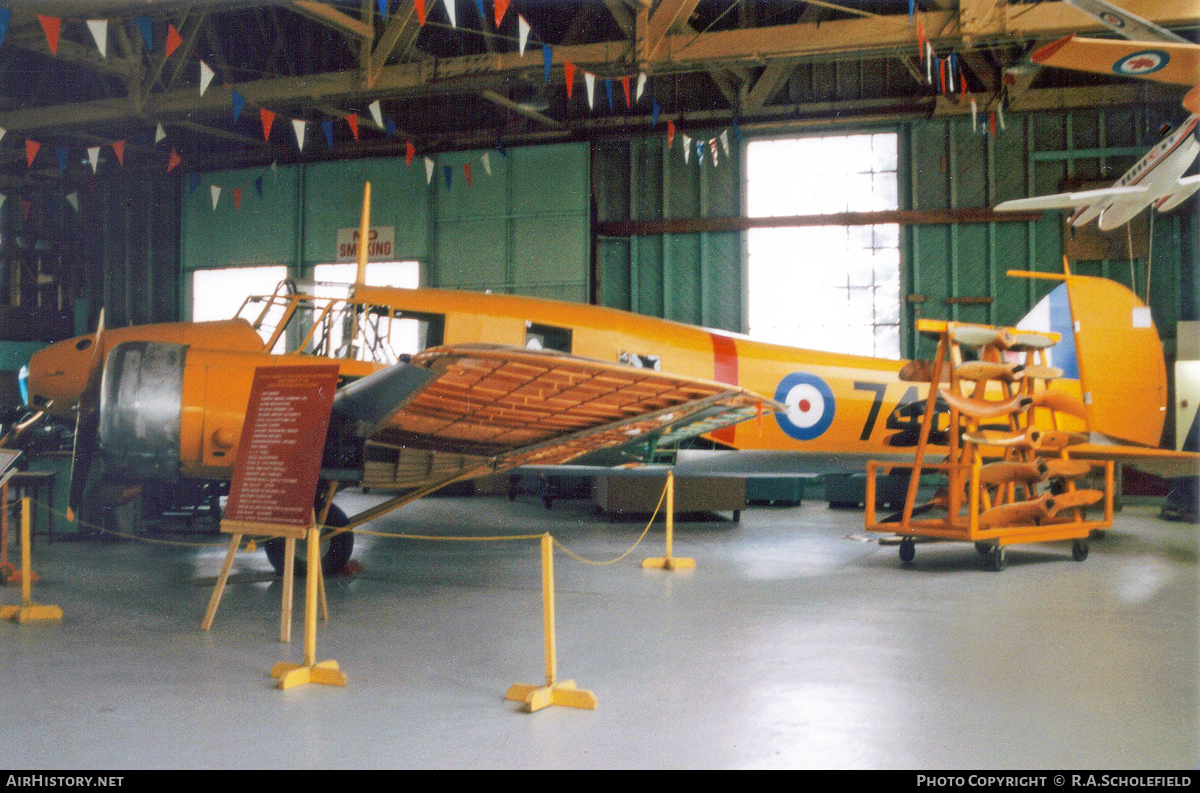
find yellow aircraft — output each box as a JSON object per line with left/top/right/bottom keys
{"left": 19, "top": 186, "right": 1194, "bottom": 574}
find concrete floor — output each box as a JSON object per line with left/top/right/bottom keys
{"left": 0, "top": 491, "right": 1195, "bottom": 769}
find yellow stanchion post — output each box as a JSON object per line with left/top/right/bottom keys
{"left": 269, "top": 523, "right": 347, "bottom": 690}
{"left": 642, "top": 471, "right": 695, "bottom": 571}
{"left": 0, "top": 498, "right": 61, "bottom": 623}
{"left": 505, "top": 533, "right": 597, "bottom": 713}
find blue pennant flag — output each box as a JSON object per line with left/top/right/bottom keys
{"left": 135, "top": 132, "right": 149, "bottom": 147}
{"left": 378, "top": 0, "right": 388, "bottom": 18}
{"left": 543, "top": 46, "right": 553, "bottom": 83}
{"left": 696, "top": 139, "right": 704, "bottom": 166}
{"left": 322, "top": 120, "right": 334, "bottom": 148}
{"left": 605, "top": 79, "right": 613, "bottom": 111}
{"left": 474, "top": 0, "right": 485, "bottom": 22}
{"left": 253, "top": 175, "right": 264, "bottom": 197}
{"left": 732, "top": 117, "right": 742, "bottom": 143}
{"left": 187, "top": 173, "right": 201, "bottom": 196}
{"left": 232, "top": 90, "right": 245, "bottom": 123}
{"left": 136, "top": 16, "right": 153, "bottom": 51}
{"left": 443, "top": 165, "right": 453, "bottom": 190}
{"left": 386, "top": 117, "right": 396, "bottom": 138}
{"left": 652, "top": 97, "right": 660, "bottom": 127}
{"left": 56, "top": 147, "right": 68, "bottom": 174}
{"left": 0, "top": 9, "right": 10, "bottom": 50}
{"left": 909, "top": 0, "right": 915, "bottom": 27}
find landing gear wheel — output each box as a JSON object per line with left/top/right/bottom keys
{"left": 991, "top": 546, "right": 1007, "bottom": 572}
{"left": 264, "top": 504, "right": 354, "bottom": 577}
{"left": 974, "top": 542, "right": 992, "bottom": 557}
{"left": 1071, "top": 539, "right": 1089, "bottom": 562}
{"left": 898, "top": 538, "right": 915, "bottom": 564}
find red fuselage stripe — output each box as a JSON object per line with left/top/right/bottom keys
{"left": 710, "top": 332, "right": 739, "bottom": 443}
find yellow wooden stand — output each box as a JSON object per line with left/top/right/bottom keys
{"left": 505, "top": 534, "right": 597, "bottom": 713}
{"left": 642, "top": 471, "right": 695, "bottom": 571}
{"left": 0, "top": 498, "right": 62, "bottom": 623}
{"left": 270, "top": 523, "right": 347, "bottom": 689}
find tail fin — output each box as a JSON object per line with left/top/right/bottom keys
{"left": 1009, "top": 272, "right": 1167, "bottom": 447}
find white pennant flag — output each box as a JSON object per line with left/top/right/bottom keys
{"left": 682, "top": 134, "right": 691, "bottom": 164}
{"left": 200, "top": 61, "right": 215, "bottom": 96}
{"left": 947, "top": 59, "right": 955, "bottom": 92}
{"left": 424, "top": 157, "right": 435, "bottom": 185}
{"left": 87, "top": 20, "right": 108, "bottom": 57}
{"left": 584, "top": 73, "right": 595, "bottom": 109}
{"left": 210, "top": 185, "right": 221, "bottom": 210}
{"left": 155, "top": 123, "right": 166, "bottom": 144}
{"left": 636, "top": 72, "right": 647, "bottom": 102}
{"left": 481, "top": 151, "right": 492, "bottom": 177}
{"left": 66, "top": 192, "right": 79, "bottom": 213}
{"left": 0, "top": 195, "right": 5, "bottom": 212}
{"left": 87, "top": 146, "right": 100, "bottom": 173}
{"left": 518, "top": 15, "right": 530, "bottom": 56}
{"left": 368, "top": 100, "right": 383, "bottom": 129}
{"left": 925, "top": 43, "right": 933, "bottom": 84}
{"left": 971, "top": 98, "right": 978, "bottom": 132}
{"left": 720, "top": 130, "right": 730, "bottom": 156}
{"left": 0, "top": 127, "right": 6, "bottom": 143}
{"left": 709, "top": 138, "right": 718, "bottom": 167}
{"left": 443, "top": 0, "right": 456, "bottom": 27}
{"left": 997, "top": 103, "right": 1007, "bottom": 131}
{"left": 292, "top": 119, "right": 306, "bottom": 150}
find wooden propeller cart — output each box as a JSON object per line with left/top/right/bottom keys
{"left": 865, "top": 319, "right": 1113, "bottom": 571}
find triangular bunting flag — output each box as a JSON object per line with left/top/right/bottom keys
{"left": 916, "top": 19, "right": 925, "bottom": 58}
{"left": 346, "top": 114, "right": 359, "bottom": 141}
{"left": 636, "top": 72, "right": 647, "bottom": 102}
{"left": 971, "top": 98, "right": 978, "bottom": 132}
{"left": 260, "top": 108, "right": 275, "bottom": 140}
{"left": 210, "top": 185, "right": 221, "bottom": 210}
{"left": 292, "top": 119, "right": 306, "bottom": 150}
{"left": 0, "top": 194, "right": 5, "bottom": 212}
{"left": 87, "top": 19, "right": 107, "bottom": 57}
{"left": 135, "top": 131, "right": 150, "bottom": 148}
{"left": 187, "top": 173, "right": 200, "bottom": 196}
{"left": 322, "top": 120, "right": 334, "bottom": 148}
{"left": 37, "top": 16, "right": 60, "bottom": 56}
{"left": 583, "top": 72, "right": 595, "bottom": 109}
{"left": 709, "top": 138, "right": 719, "bottom": 166}
{"left": 652, "top": 97, "right": 660, "bottom": 127}
{"left": 87, "top": 146, "right": 100, "bottom": 173}
{"left": 0, "top": 127, "right": 5, "bottom": 143}
{"left": 253, "top": 176, "right": 264, "bottom": 197}
{"left": 368, "top": 100, "right": 383, "bottom": 130}
{"left": 667, "top": 120, "right": 675, "bottom": 148}
{"left": 564, "top": 62, "right": 576, "bottom": 99}
{"left": 167, "top": 149, "right": 181, "bottom": 172}
{"left": 474, "top": 0, "right": 485, "bottom": 24}
{"left": 682, "top": 135, "right": 690, "bottom": 164}
{"left": 495, "top": 0, "right": 510, "bottom": 27}
{"left": 56, "top": 147, "right": 68, "bottom": 174}
{"left": 155, "top": 123, "right": 166, "bottom": 144}
{"left": 605, "top": 78, "right": 613, "bottom": 111}
{"left": 25, "top": 139, "right": 40, "bottom": 168}
{"left": 232, "top": 187, "right": 242, "bottom": 210}
{"left": 136, "top": 16, "right": 152, "bottom": 52}
{"left": 111, "top": 140, "right": 125, "bottom": 166}
{"left": 424, "top": 157, "right": 435, "bottom": 184}
{"left": 621, "top": 76, "right": 631, "bottom": 108}
{"left": 66, "top": 192, "right": 79, "bottom": 213}
{"left": 386, "top": 117, "right": 396, "bottom": 138}
{"left": 463, "top": 163, "right": 472, "bottom": 187}
{"left": 997, "top": 103, "right": 1006, "bottom": 131}
{"left": 732, "top": 118, "right": 742, "bottom": 143}
{"left": 443, "top": 165, "right": 453, "bottom": 190}
{"left": 988, "top": 111, "right": 996, "bottom": 137}
{"left": 542, "top": 44, "right": 552, "bottom": 81}
{"left": 232, "top": 90, "right": 245, "bottom": 123}
{"left": 696, "top": 139, "right": 704, "bottom": 166}
{"left": 0, "top": 9, "right": 9, "bottom": 50}
{"left": 406, "top": 140, "right": 415, "bottom": 166}
{"left": 720, "top": 130, "right": 730, "bottom": 156}
{"left": 415, "top": 0, "right": 426, "bottom": 25}
{"left": 200, "top": 61, "right": 215, "bottom": 96}
{"left": 166, "top": 24, "right": 182, "bottom": 58}
{"left": 520, "top": 15, "right": 531, "bottom": 56}
{"left": 378, "top": 0, "right": 389, "bottom": 18}
{"left": 442, "top": 0, "right": 457, "bottom": 28}
{"left": 481, "top": 151, "right": 491, "bottom": 176}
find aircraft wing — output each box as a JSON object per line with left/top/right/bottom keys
{"left": 1066, "top": 444, "right": 1198, "bottom": 479}
{"left": 1065, "top": 0, "right": 1190, "bottom": 44}
{"left": 353, "top": 344, "right": 780, "bottom": 496}
{"left": 1031, "top": 36, "right": 1198, "bottom": 85}
{"left": 995, "top": 185, "right": 1148, "bottom": 212}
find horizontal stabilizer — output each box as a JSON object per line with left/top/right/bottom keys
{"left": 995, "top": 186, "right": 1148, "bottom": 212}
{"left": 1155, "top": 174, "right": 1200, "bottom": 213}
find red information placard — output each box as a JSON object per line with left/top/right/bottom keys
{"left": 222, "top": 365, "right": 341, "bottom": 537}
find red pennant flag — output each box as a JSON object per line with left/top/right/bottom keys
{"left": 564, "top": 61, "right": 576, "bottom": 99}
{"left": 959, "top": 63, "right": 968, "bottom": 97}
{"left": 621, "top": 76, "right": 631, "bottom": 108}
{"left": 346, "top": 114, "right": 359, "bottom": 141}
{"left": 495, "top": 0, "right": 510, "bottom": 26}
{"left": 415, "top": 0, "right": 426, "bottom": 25}
{"left": 989, "top": 111, "right": 996, "bottom": 137}
{"left": 167, "top": 149, "right": 181, "bottom": 172}
{"left": 938, "top": 58, "right": 946, "bottom": 94}
{"left": 38, "top": 16, "right": 60, "bottom": 56}
{"left": 463, "top": 163, "right": 472, "bottom": 187}
{"left": 406, "top": 140, "right": 415, "bottom": 166}
{"left": 260, "top": 108, "right": 276, "bottom": 140}
{"left": 25, "top": 139, "right": 40, "bottom": 168}
{"left": 20, "top": 200, "right": 31, "bottom": 222}
{"left": 111, "top": 140, "right": 125, "bottom": 166}
{"left": 916, "top": 19, "right": 925, "bottom": 58}
{"left": 667, "top": 120, "right": 676, "bottom": 148}
{"left": 165, "top": 24, "right": 183, "bottom": 58}
{"left": 233, "top": 187, "right": 242, "bottom": 210}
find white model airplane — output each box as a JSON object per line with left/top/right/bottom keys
{"left": 995, "top": 0, "right": 1200, "bottom": 231}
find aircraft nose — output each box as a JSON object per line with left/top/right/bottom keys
{"left": 26, "top": 335, "right": 96, "bottom": 416}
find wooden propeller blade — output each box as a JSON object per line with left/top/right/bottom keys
{"left": 1044, "top": 488, "right": 1103, "bottom": 518}
{"left": 950, "top": 326, "right": 1012, "bottom": 349}
{"left": 1042, "top": 459, "right": 1094, "bottom": 480}
{"left": 1029, "top": 390, "right": 1088, "bottom": 419}
{"left": 963, "top": 428, "right": 1041, "bottom": 448}
{"left": 978, "top": 497, "right": 1050, "bottom": 529}
{"left": 1008, "top": 332, "right": 1056, "bottom": 351}
{"left": 978, "top": 460, "right": 1046, "bottom": 486}
{"left": 1021, "top": 364, "right": 1063, "bottom": 381}
{"left": 940, "top": 388, "right": 1032, "bottom": 420}
{"left": 955, "top": 361, "right": 1025, "bottom": 383}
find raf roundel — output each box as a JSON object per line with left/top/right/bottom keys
{"left": 1113, "top": 50, "right": 1170, "bottom": 76}
{"left": 773, "top": 372, "right": 836, "bottom": 441}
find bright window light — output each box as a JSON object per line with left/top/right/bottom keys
{"left": 747, "top": 133, "right": 901, "bottom": 359}
{"left": 312, "top": 261, "right": 422, "bottom": 358}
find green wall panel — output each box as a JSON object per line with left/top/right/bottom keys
{"left": 181, "top": 166, "right": 299, "bottom": 270}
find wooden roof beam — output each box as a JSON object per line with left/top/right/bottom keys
{"left": 643, "top": 0, "right": 701, "bottom": 60}
{"left": 289, "top": 0, "right": 374, "bottom": 42}
{"left": 366, "top": 0, "right": 424, "bottom": 87}
{"left": 744, "top": 62, "right": 792, "bottom": 111}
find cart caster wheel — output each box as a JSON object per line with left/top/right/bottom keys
{"left": 974, "top": 542, "right": 992, "bottom": 557}
{"left": 991, "top": 547, "right": 1007, "bottom": 572}
{"left": 898, "top": 538, "right": 915, "bottom": 564}
{"left": 1072, "top": 540, "right": 1089, "bottom": 562}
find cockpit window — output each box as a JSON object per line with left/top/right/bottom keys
{"left": 525, "top": 322, "right": 572, "bottom": 353}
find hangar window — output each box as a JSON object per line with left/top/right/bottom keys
{"left": 191, "top": 265, "right": 289, "bottom": 350}
{"left": 309, "top": 261, "right": 427, "bottom": 361}
{"left": 746, "top": 133, "right": 901, "bottom": 359}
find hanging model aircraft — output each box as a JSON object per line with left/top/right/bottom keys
{"left": 994, "top": 0, "right": 1200, "bottom": 230}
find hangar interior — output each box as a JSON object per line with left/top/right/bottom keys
{"left": 0, "top": 0, "right": 1196, "bottom": 769}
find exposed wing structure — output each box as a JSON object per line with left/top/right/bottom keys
{"left": 995, "top": 185, "right": 1148, "bottom": 212}
{"left": 358, "top": 344, "right": 779, "bottom": 498}
{"left": 1032, "top": 36, "right": 1199, "bottom": 85}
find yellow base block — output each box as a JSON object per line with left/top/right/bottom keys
{"left": 505, "top": 679, "right": 597, "bottom": 713}
{"left": 270, "top": 659, "right": 347, "bottom": 690}
{"left": 641, "top": 556, "right": 696, "bottom": 570}
{"left": 0, "top": 603, "right": 62, "bottom": 623}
